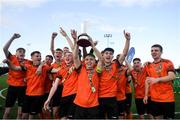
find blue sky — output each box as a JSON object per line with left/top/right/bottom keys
{"left": 0, "top": 0, "right": 179, "bottom": 68}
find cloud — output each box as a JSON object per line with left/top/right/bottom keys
{"left": 0, "top": 0, "right": 51, "bottom": 8}
{"left": 100, "top": 0, "right": 169, "bottom": 7}
{"left": 68, "top": 0, "right": 171, "bottom": 7}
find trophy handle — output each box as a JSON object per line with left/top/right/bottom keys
{"left": 78, "top": 33, "right": 90, "bottom": 40}
{"left": 77, "top": 33, "right": 91, "bottom": 47}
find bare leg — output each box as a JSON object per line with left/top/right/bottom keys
{"left": 17, "top": 106, "right": 22, "bottom": 119}
{"left": 53, "top": 106, "right": 60, "bottom": 119}
{"left": 139, "top": 114, "right": 144, "bottom": 119}
{"left": 22, "top": 113, "right": 29, "bottom": 119}
{"left": 147, "top": 114, "right": 154, "bottom": 119}
{"left": 29, "top": 114, "right": 35, "bottom": 120}
{"left": 3, "top": 107, "right": 11, "bottom": 119}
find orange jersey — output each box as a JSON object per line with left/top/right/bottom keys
{"left": 51, "top": 62, "right": 61, "bottom": 80}
{"left": 25, "top": 64, "right": 49, "bottom": 96}
{"left": 74, "top": 65, "right": 100, "bottom": 108}
{"left": 44, "top": 64, "right": 53, "bottom": 93}
{"left": 7, "top": 55, "right": 30, "bottom": 87}
{"left": 116, "top": 65, "right": 128, "bottom": 101}
{"left": 145, "top": 59, "right": 175, "bottom": 102}
{"left": 131, "top": 68, "right": 147, "bottom": 98}
{"left": 57, "top": 64, "right": 78, "bottom": 97}
{"left": 99, "top": 62, "right": 118, "bottom": 98}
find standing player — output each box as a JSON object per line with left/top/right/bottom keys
{"left": 73, "top": 31, "right": 103, "bottom": 119}
{"left": 3, "top": 33, "right": 30, "bottom": 119}
{"left": 50, "top": 32, "right": 64, "bottom": 119}
{"left": 127, "top": 58, "right": 152, "bottom": 119}
{"left": 40, "top": 55, "right": 53, "bottom": 119}
{"left": 6, "top": 51, "right": 49, "bottom": 119}
{"left": 144, "top": 44, "right": 176, "bottom": 119}
{"left": 98, "top": 30, "right": 130, "bottom": 119}
{"left": 44, "top": 51, "right": 78, "bottom": 119}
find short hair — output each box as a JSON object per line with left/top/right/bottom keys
{"left": 46, "top": 55, "right": 53, "bottom": 60}
{"left": 55, "top": 48, "right": 63, "bottom": 52}
{"left": 30, "top": 51, "right": 41, "bottom": 56}
{"left": 151, "top": 44, "right": 163, "bottom": 52}
{"left": 103, "top": 47, "right": 114, "bottom": 54}
{"left": 63, "top": 47, "right": 69, "bottom": 49}
{"left": 84, "top": 53, "right": 95, "bottom": 59}
{"left": 16, "top": 48, "right": 26, "bottom": 53}
{"left": 133, "top": 58, "right": 141, "bottom": 63}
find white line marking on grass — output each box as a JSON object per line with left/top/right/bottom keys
{"left": 132, "top": 112, "right": 180, "bottom": 116}
{"left": 0, "top": 88, "right": 7, "bottom": 99}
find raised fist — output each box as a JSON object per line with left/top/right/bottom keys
{"left": 123, "top": 30, "right": 131, "bottom": 40}
{"left": 12, "top": 33, "right": 21, "bottom": 39}
{"left": 52, "top": 32, "right": 58, "bottom": 38}
{"left": 71, "top": 29, "right": 77, "bottom": 41}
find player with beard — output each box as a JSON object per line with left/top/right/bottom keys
{"left": 126, "top": 58, "right": 153, "bottom": 119}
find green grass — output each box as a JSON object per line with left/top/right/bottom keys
{"left": 0, "top": 75, "right": 180, "bottom": 119}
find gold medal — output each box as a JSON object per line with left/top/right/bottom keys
{"left": 91, "top": 86, "right": 96, "bottom": 93}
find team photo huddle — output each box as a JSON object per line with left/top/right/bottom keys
{"left": 1, "top": 27, "right": 176, "bottom": 119}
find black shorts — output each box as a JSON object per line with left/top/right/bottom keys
{"left": 117, "top": 100, "right": 126, "bottom": 116}
{"left": 51, "top": 85, "right": 63, "bottom": 107}
{"left": 5, "top": 85, "right": 26, "bottom": 107}
{"left": 42, "top": 93, "right": 49, "bottom": 104}
{"left": 99, "top": 97, "right": 118, "bottom": 119}
{"left": 22, "top": 95, "right": 44, "bottom": 115}
{"left": 151, "top": 101, "right": 175, "bottom": 119}
{"left": 74, "top": 105, "right": 99, "bottom": 119}
{"left": 59, "top": 94, "right": 76, "bottom": 118}
{"left": 125, "top": 93, "right": 132, "bottom": 108}
{"left": 135, "top": 98, "right": 152, "bottom": 115}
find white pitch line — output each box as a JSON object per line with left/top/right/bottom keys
{"left": 0, "top": 88, "right": 7, "bottom": 99}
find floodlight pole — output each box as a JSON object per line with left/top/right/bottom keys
{"left": 104, "top": 34, "right": 112, "bottom": 47}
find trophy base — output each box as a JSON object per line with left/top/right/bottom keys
{"left": 77, "top": 39, "right": 91, "bottom": 47}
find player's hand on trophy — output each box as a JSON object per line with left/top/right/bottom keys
{"left": 94, "top": 40, "right": 98, "bottom": 46}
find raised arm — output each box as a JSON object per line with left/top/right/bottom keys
{"left": 72, "top": 30, "right": 81, "bottom": 69}
{"left": 60, "top": 27, "right": 74, "bottom": 51}
{"left": 3, "top": 33, "right": 21, "bottom": 58}
{"left": 125, "top": 58, "right": 133, "bottom": 75}
{"left": 90, "top": 39, "right": 103, "bottom": 72}
{"left": 82, "top": 47, "right": 88, "bottom": 59}
{"left": 50, "top": 32, "right": 58, "bottom": 56}
{"left": 118, "top": 30, "right": 130, "bottom": 64}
